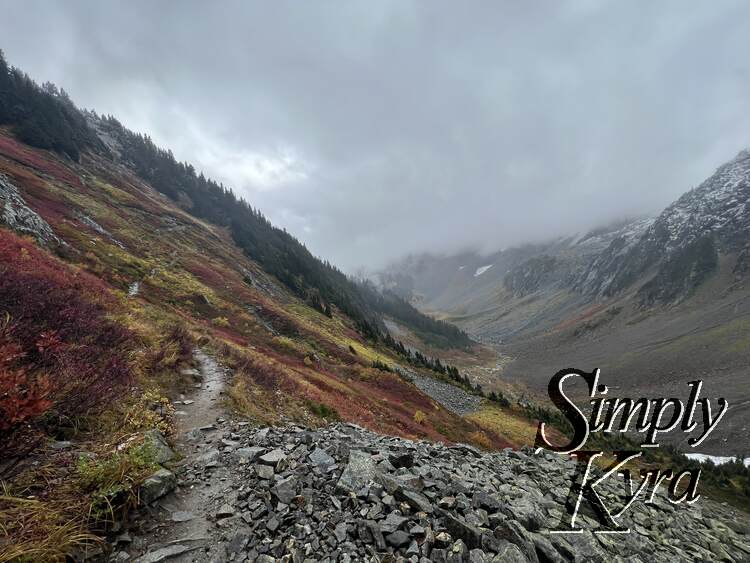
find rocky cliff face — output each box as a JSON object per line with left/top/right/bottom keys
{"left": 0, "top": 172, "right": 63, "bottom": 246}
{"left": 381, "top": 217, "right": 654, "bottom": 319}
{"left": 129, "top": 422, "right": 750, "bottom": 563}
{"left": 579, "top": 150, "right": 750, "bottom": 301}
{"left": 381, "top": 149, "right": 750, "bottom": 348}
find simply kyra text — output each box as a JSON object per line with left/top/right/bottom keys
{"left": 534, "top": 368, "right": 729, "bottom": 533}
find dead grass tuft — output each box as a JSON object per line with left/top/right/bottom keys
{"left": 0, "top": 483, "right": 100, "bottom": 563}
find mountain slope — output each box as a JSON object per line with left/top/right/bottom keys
{"left": 579, "top": 149, "right": 750, "bottom": 301}
{"left": 380, "top": 217, "right": 653, "bottom": 342}
{"left": 1, "top": 51, "right": 749, "bottom": 561}
{"left": 383, "top": 150, "right": 750, "bottom": 456}
{"left": 0, "top": 53, "right": 526, "bottom": 559}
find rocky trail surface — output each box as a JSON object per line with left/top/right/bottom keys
{"left": 120, "top": 350, "right": 235, "bottom": 562}
{"left": 118, "top": 353, "right": 750, "bottom": 563}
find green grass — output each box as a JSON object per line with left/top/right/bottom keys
{"left": 306, "top": 401, "right": 341, "bottom": 421}
{"left": 75, "top": 442, "right": 159, "bottom": 522}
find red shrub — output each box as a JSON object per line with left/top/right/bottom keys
{"left": 0, "top": 339, "right": 52, "bottom": 431}
{"left": 0, "top": 230, "right": 134, "bottom": 440}
{"left": 0, "top": 134, "right": 84, "bottom": 189}
{"left": 235, "top": 355, "right": 298, "bottom": 394}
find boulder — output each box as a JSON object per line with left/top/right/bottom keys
{"left": 139, "top": 469, "right": 176, "bottom": 505}
{"left": 441, "top": 511, "right": 484, "bottom": 549}
{"left": 272, "top": 477, "right": 298, "bottom": 504}
{"left": 396, "top": 488, "right": 433, "bottom": 514}
{"left": 235, "top": 446, "right": 264, "bottom": 462}
{"left": 258, "top": 448, "right": 286, "bottom": 466}
{"left": 143, "top": 429, "right": 175, "bottom": 464}
{"left": 386, "top": 530, "right": 411, "bottom": 547}
{"left": 336, "top": 450, "right": 377, "bottom": 493}
{"left": 309, "top": 447, "right": 336, "bottom": 470}
{"left": 254, "top": 463, "right": 275, "bottom": 480}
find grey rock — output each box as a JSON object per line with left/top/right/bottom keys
{"left": 185, "top": 429, "right": 204, "bottom": 442}
{"left": 386, "top": 530, "right": 411, "bottom": 547}
{"left": 259, "top": 448, "right": 287, "bottom": 466}
{"left": 122, "top": 420, "right": 749, "bottom": 563}
{"left": 494, "top": 520, "right": 538, "bottom": 563}
{"left": 409, "top": 374, "right": 482, "bottom": 416}
{"left": 139, "top": 469, "right": 176, "bottom": 505}
{"left": 309, "top": 447, "right": 336, "bottom": 470}
{"left": 334, "top": 522, "right": 348, "bottom": 543}
{"left": 531, "top": 534, "right": 563, "bottom": 563}
{"left": 0, "top": 173, "right": 64, "bottom": 245}
{"left": 389, "top": 451, "right": 415, "bottom": 469}
{"left": 469, "top": 549, "right": 488, "bottom": 563}
{"left": 215, "top": 503, "right": 234, "bottom": 519}
{"left": 491, "top": 541, "right": 528, "bottom": 563}
{"left": 380, "top": 512, "right": 408, "bottom": 534}
{"left": 448, "top": 539, "right": 469, "bottom": 563}
{"left": 170, "top": 511, "right": 194, "bottom": 522}
{"left": 472, "top": 490, "right": 501, "bottom": 513}
{"left": 198, "top": 448, "right": 220, "bottom": 464}
{"left": 235, "top": 446, "right": 264, "bottom": 462}
{"left": 441, "top": 511, "right": 483, "bottom": 549}
{"left": 254, "top": 463, "right": 275, "bottom": 480}
{"left": 336, "top": 450, "right": 377, "bottom": 493}
{"left": 397, "top": 488, "right": 433, "bottom": 514}
{"left": 439, "top": 496, "right": 457, "bottom": 509}
{"left": 134, "top": 544, "right": 199, "bottom": 563}
{"left": 364, "top": 519, "right": 387, "bottom": 551}
{"left": 142, "top": 429, "right": 175, "bottom": 464}
{"left": 226, "top": 531, "right": 250, "bottom": 554}
{"left": 272, "top": 477, "right": 298, "bottom": 504}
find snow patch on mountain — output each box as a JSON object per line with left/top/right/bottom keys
{"left": 474, "top": 264, "right": 494, "bottom": 277}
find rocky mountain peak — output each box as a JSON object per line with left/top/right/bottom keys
{"left": 577, "top": 149, "right": 750, "bottom": 300}
{"left": 653, "top": 148, "right": 750, "bottom": 253}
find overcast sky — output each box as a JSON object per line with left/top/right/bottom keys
{"left": 2, "top": 1, "right": 750, "bottom": 271}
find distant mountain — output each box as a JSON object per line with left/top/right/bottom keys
{"left": 382, "top": 150, "right": 750, "bottom": 455}
{"left": 383, "top": 148, "right": 750, "bottom": 333}
{"left": 579, "top": 149, "right": 750, "bottom": 303}
{"left": 379, "top": 216, "right": 654, "bottom": 340}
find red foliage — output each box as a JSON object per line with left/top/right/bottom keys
{"left": 0, "top": 133, "right": 84, "bottom": 189}
{"left": 235, "top": 356, "right": 299, "bottom": 395}
{"left": 0, "top": 230, "right": 134, "bottom": 440}
{"left": 184, "top": 259, "right": 229, "bottom": 290}
{"left": 0, "top": 337, "right": 53, "bottom": 431}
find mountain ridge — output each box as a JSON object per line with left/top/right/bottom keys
{"left": 380, "top": 148, "right": 750, "bottom": 456}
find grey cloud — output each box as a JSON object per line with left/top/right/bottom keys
{"left": 2, "top": 1, "right": 750, "bottom": 270}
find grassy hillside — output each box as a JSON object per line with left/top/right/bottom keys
{"left": 0, "top": 50, "right": 512, "bottom": 557}
{"left": 0, "top": 123, "right": 525, "bottom": 558}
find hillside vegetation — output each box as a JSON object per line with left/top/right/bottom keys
{"left": 0, "top": 51, "right": 513, "bottom": 559}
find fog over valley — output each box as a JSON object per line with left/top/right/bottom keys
{"left": 3, "top": 1, "right": 750, "bottom": 271}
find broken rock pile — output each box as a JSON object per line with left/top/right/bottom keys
{"left": 166, "top": 423, "right": 749, "bottom": 562}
